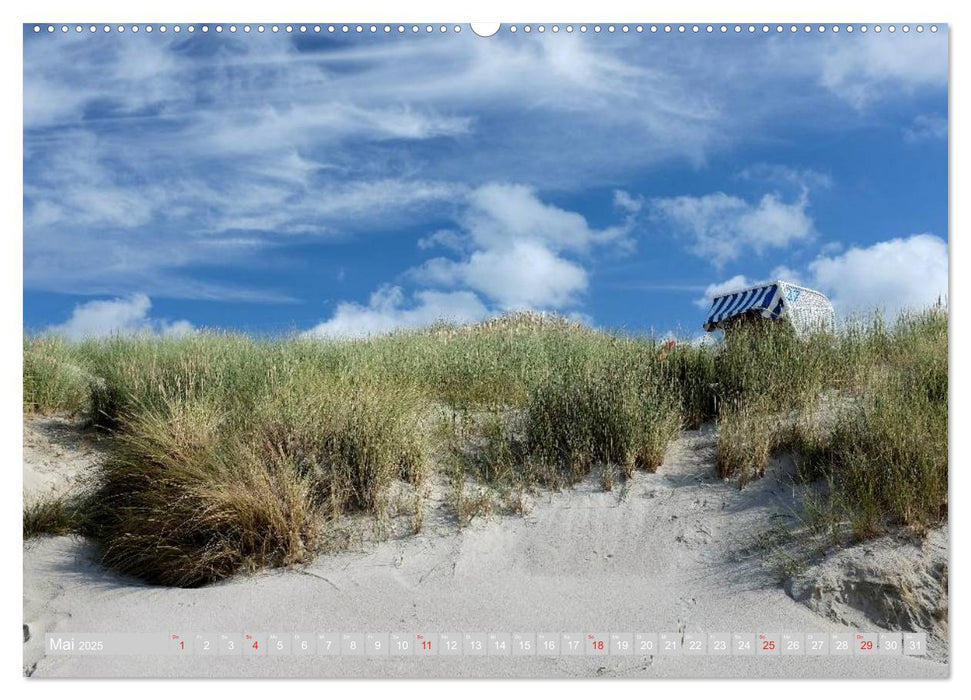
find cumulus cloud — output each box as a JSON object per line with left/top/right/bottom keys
{"left": 696, "top": 234, "right": 948, "bottom": 322}
{"left": 808, "top": 234, "right": 948, "bottom": 318}
{"left": 411, "top": 183, "right": 629, "bottom": 310}
{"left": 695, "top": 275, "right": 756, "bottom": 308}
{"left": 312, "top": 183, "right": 633, "bottom": 335}
{"left": 696, "top": 264, "right": 808, "bottom": 308}
{"left": 46, "top": 294, "right": 195, "bottom": 340}
{"left": 305, "top": 285, "right": 489, "bottom": 339}
{"left": 769, "top": 265, "right": 804, "bottom": 285}
{"left": 418, "top": 240, "right": 589, "bottom": 310}
{"left": 652, "top": 190, "right": 815, "bottom": 266}
{"left": 462, "top": 183, "right": 630, "bottom": 254}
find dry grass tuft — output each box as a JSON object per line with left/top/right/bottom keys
{"left": 23, "top": 494, "right": 86, "bottom": 538}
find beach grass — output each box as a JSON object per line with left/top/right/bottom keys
{"left": 787, "top": 310, "right": 948, "bottom": 539}
{"left": 23, "top": 494, "right": 87, "bottom": 538}
{"left": 22, "top": 308, "right": 947, "bottom": 584}
{"left": 23, "top": 336, "right": 93, "bottom": 415}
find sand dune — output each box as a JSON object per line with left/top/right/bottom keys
{"left": 23, "top": 416, "right": 103, "bottom": 500}
{"left": 23, "top": 420, "right": 947, "bottom": 678}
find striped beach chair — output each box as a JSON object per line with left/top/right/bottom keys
{"left": 703, "top": 280, "right": 835, "bottom": 338}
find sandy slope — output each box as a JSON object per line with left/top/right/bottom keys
{"left": 23, "top": 416, "right": 104, "bottom": 500}
{"left": 23, "top": 420, "right": 947, "bottom": 678}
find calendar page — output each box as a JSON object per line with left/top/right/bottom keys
{"left": 21, "top": 13, "right": 949, "bottom": 681}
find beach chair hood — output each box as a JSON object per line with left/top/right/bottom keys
{"left": 703, "top": 280, "right": 835, "bottom": 337}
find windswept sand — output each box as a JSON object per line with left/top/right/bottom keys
{"left": 23, "top": 419, "right": 948, "bottom": 678}
{"left": 23, "top": 416, "right": 104, "bottom": 500}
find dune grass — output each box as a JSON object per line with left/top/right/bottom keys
{"left": 787, "top": 310, "right": 948, "bottom": 539}
{"left": 521, "top": 359, "right": 682, "bottom": 482}
{"left": 22, "top": 308, "right": 947, "bottom": 585}
{"left": 23, "top": 336, "right": 93, "bottom": 415}
{"left": 23, "top": 494, "right": 87, "bottom": 538}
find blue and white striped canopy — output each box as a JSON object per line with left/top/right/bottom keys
{"left": 703, "top": 283, "right": 785, "bottom": 331}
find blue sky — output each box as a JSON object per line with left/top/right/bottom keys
{"left": 23, "top": 25, "right": 948, "bottom": 339}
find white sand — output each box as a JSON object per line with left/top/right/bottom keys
{"left": 23, "top": 416, "right": 103, "bottom": 500}
{"left": 23, "top": 421, "right": 948, "bottom": 678}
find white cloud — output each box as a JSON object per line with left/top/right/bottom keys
{"left": 695, "top": 274, "right": 756, "bottom": 308}
{"left": 313, "top": 180, "right": 465, "bottom": 223}
{"left": 23, "top": 133, "right": 460, "bottom": 298}
{"left": 613, "top": 189, "right": 644, "bottom": 214}
{"left": 417, "top": 240, "right": 589, "bottom": 310}
{"left": 770, "top": 265, "right": 804, "bottom": 285}
{"left": 463, "top": 183, "right": 629, "bottom": 254}
{"left": 198, "top": 103, "right": 472, "bottom": 156}
{"left": 46, "top": 294, "right": 195, "bottom": 340}
{"left": 313, "top": 183, "right": 631, "bottom": 334}
{"left": 204, "top": 178, "right": 464, "bottom": 235}
{"left": 696, "top": 235, "right": 948, "bottom": 322}
{"left": 158, "top": 319, "right": 196, "bottom": 336}
{"left": 808, "top": 234, "right": 948, "bottom": 318}
{"left": 23, "top": 30, "right": 947, "bottom": 318}
{"left": 23, "top": 33, "right": 191, "bottom": 127}
{"left": 736, "top": 164, "right": 832, "bottom": 191}
{"left": 652, "top": 190, "right": 815, "bottom": 266}
{"left": 417, "top": 229, "right": 466, "bottom": 252}
{"left": 305, "top": 286, "right": 489, "bottom": 339}
{"left": 410, "top": 183, "right": 629, "bottom": 310}
{"left": 818, "top": 33, "right": 948, "bottom": 108}
{"left": 24, "top": 132, "right": 161, "bottom": 231}
{"left": 696, "top": 266, "right": 806, "bottom": 309}
{"left": 23, "top": 76, "right": 90, "bottom": 129}
{"left": 23, "top": 30, "right": 723, "bottom": 301}
{"left": 903, "top": 114, "right": 948, "bottom": 143}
